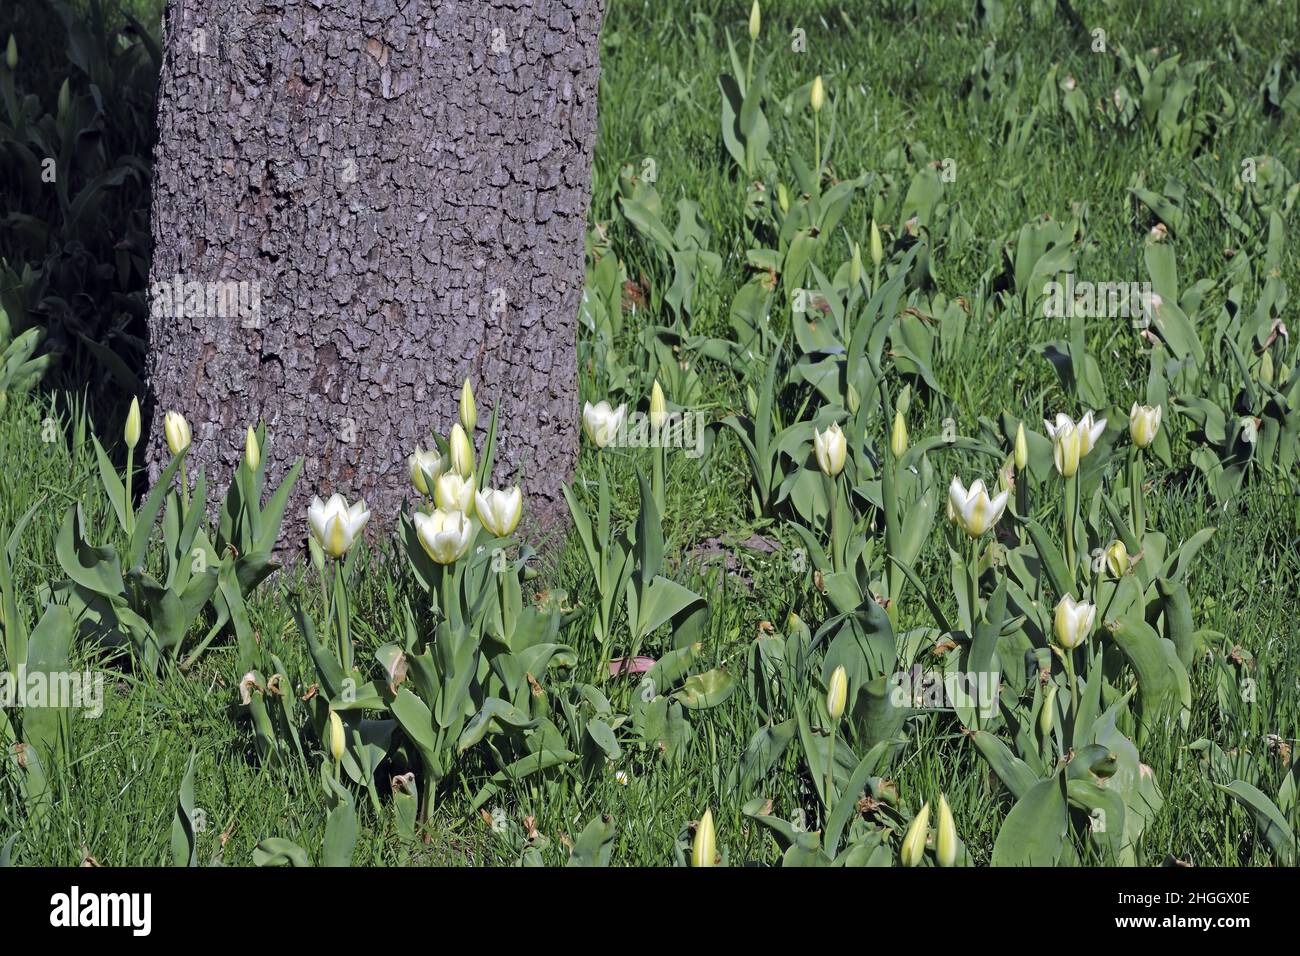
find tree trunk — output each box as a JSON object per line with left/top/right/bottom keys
{"left": 145, "top": 0, "right": 602, "bottom": 545}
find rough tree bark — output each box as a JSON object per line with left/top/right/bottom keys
{"left": 145, "top": 0, "right": 603, "bottom": 545}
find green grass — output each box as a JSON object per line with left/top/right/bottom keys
{"left": 2, "top": 0, "right": 1299, "bottom": 866}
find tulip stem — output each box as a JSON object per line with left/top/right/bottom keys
{"left": 828, "top": 474, "right": 843, "bottom": 574}
{"left": 813, "top": 114, "right": 821, "bottom": 194}
{"left": 825, "top": 721, "right": 836, "bottom": 809}
{"left": 124, "top": 447, "right": 134, "bottom": 538}
{"left": 1064, "top": 647, "right": 1079, "bottom": 721}
{"left": 1129, "top": 448, "right": 1146, "bottom": 544}
{"left": 1015, "top": 466, "right": 1029, "bottom": 544}
{"left": 179, "top": 459, "right": 189, "bottom": 513}
{"left": 1063, "top": 471, "right": 1079, "bottom": 584}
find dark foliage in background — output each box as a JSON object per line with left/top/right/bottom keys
{"left": 0, "top": 0, "right": 159, "bottom": 428}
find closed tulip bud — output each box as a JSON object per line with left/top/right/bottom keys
{"left": 1104, "top": 539, "right": 1129, "bottom": 577}
{"left": 1039, "top": 683, "right": 1057, "bottom": 738}
{"left": 649, "top": 379, "right": 668, "bottom": 430}
{"left": 459, "top": 378, "right": 477, "bottom": 432}
{"left": 900, "top": 801, "right": 930, "bottom": 867}
{"left": 826, "top": 665, "right": 848, "bottom": 721}
{"left": 935, "top": 793, "right": 957, "bottom": 867}
{"left": 475, "top": 486, "right": 522, "bottom": 537}
{"left": 5, "top": 35, "right": 16, "bottom": 72}
{"left": 413, "top": 508, "right": 473, "bottom": 564}
{"left": 163, "top": 410, "right": 191, "bottom": 456}
{"left": 1053, "top": 594, "right": 1096, "bottom": 650}
{"left": 813, "top": 422, "right": 847, "bottom": 477}
{"left": 1128, "top": 402, "right": 1162, "bottom": 449}
{"left": 691, "top": 808, "right": 717, "bottom": 867}
{"left": 890, "top": 410, "right": 908, "bottom": 459}
{"left": 307, "top": 493, "right": 370, "bottom": 559}
{"left": 582, "top": 400, "right": 627, "bottom": 449}
{"left": 124, "top": 397, "right": 141, "bottom": 450}
{"left": 328, "top": 710, "right": 345, "bottom": 763}
{"left": 1259, "top": 350, "right": 1274, "bottom": 386}
{"left": 947, "top": 476, "right": 1008, "bottom": 538}
{"left": 850, "top": 241, "right": 863, "bottom": 286}
{"left": 777, "top": 182, "right": 790, "bottom": 214}
{"left": 846, "top": 382, "right": 860, "bottom": 415}
{"left": 870, "top": 219, "right": 884, "bottom": 269}
{"left": 57, "top": 78, "right": 70, "bottom": 120}
{"left": 1014, "top": 422, "right": 1028, "bottom": 471}
{"left": 810, "top": 75, "right": 825, "bottom": 113}
{"left": 408, "top": 446, "right": 446, "bottom": 497}
{"left": 449, "top": 422, "right": 474, "bottom": 477}
{"left": 749, "top": 0, "right": 761, "bottom": 40}
{"left": 244, "top": 426, "right": 261, "bottom": 473}
{"left": 434, "top": 472, "right": 476, "bottom": 514}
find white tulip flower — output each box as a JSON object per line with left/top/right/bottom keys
{"left": 475, "top": 486, "right": 522, "bottom": 538}
{"left": 414, "top": 508, "right": 472, "bottom": 565}
{"left": 434, "top": 472, "right": 475, "bottom": 514}
{"left": 408, "top": 446, "right": 447, "bottom": 497}
{"left": 947, "top": 476, "right": 1008, "bottom": 538}
{"left": 307, "top": 493, "right": 370, "bottom": 559}
{"left": 163, "top": 410, "right": 192, "bottom": 456}
{"left": 582, "top": 400, "right": 627, "bottom": 449}
{"left": 813, "top": 422, "right": 847, "bottom": 477}
{"left": 1053, "top": 594, "right": 1096, "bottom": 650}
{"left": 1129, "top": 403, "right": 1162, "bottom": 449}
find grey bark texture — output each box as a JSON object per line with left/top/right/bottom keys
{"left": 145, "top": 0, "right": 603, "bottom": 547}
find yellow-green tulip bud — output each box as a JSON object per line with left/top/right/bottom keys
{"left": 850, "top": 241, "right": 863, "bottom": 287}
{"left": 1104, "top": 539, "right": 1129, "bottom": 577}
{"left": 748, "top": 0, "right": 761, "bottom": 40}
{"left": 810, "top": 75, "right": 825, "bottom": 113}
{"left": 1014, "top": 422, "right": 1028, "bottom": 471}
{"left": 5, "top": 35, "right": 16, "bottom": 72}
{"left": 1053, "top": 595, "right": 1096, "bottom": 650}
{"left": 57, "top": 78, "right": 70, "bottom": 120}
{"left": 813, "top": 422, "right": 847, "bottom": 477}
{"left": 691, "top": 808, "right": 717, "bottom": 867}
{"left": 777, "top": 182, "right": 790, "bottom": 215}
{"left": 244, "top": 426, "right": 261, "bottom": 473}
{"left": 900, "top": 801, "right": 930, "bottom": 867}
{"left": 328, "top": 710, "right": 345, "bottom": 763}
{"left": 935, "top": 793, "right": 957, "bottom": 867}
{"left": 870, "top": 219, "right": 884, "bottom": 268}
{"left": 459, "top": 378, "right": 477, "bottom": 432}
{"left": 449, "top": 422, "right": 474, "bottom": 477}
{"left": 1039, "top": 683, "right": 1057, "bottom": 738}
{"left": 163, "top": 410, "right": 191, "bottom": 456}
{"left": 1128, "top": 402, "right": 1162, "bottom": 449}
{"left": 124, "top": 397, "right": 141, "bottom": 451}
{"left": 890, "top": 410, "right": 908, "bottom": 459}
{"left": 1259, "top": 350, "right": 1274, "bottom": 386}
{"left": 649, "top": 379, "right": 668, "bottom": 430}
{"left": 826, "top": 665, "right": 847, "bottom": 721}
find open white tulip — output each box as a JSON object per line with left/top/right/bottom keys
{"left": 948, "top": 476, "right": 1008, "bottom": 538}
{"left": 582, "top": 400, "right": 626, "bottom": 449}
{"left": 163, "top": 410, "right": 191, "bottom": 455}
{"left": 434, "top": 472, "right": 475, "bottom": 514}
{"left": 813, "top": 422, "right": 847, "bottom": 476}
{"left": 476, "top": 486, "right": 522, "bottom": 538}
{"left": 414, "top": 508, "right": 472, "bottom": 564}
{"left": 408, "top": 447, "right": 447, "bottom": 497}
{"left": 1077, "top": 410, "right": 1107, "bottom": 454}
{"left": 1053, "top": 595, "right": 1096, "bottom": 650}
{"left": 1129, "top": 403, "right": 1162, "bottom": 448}
{"left": 307, "top": 493, "right": 370, "bottom": 559}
